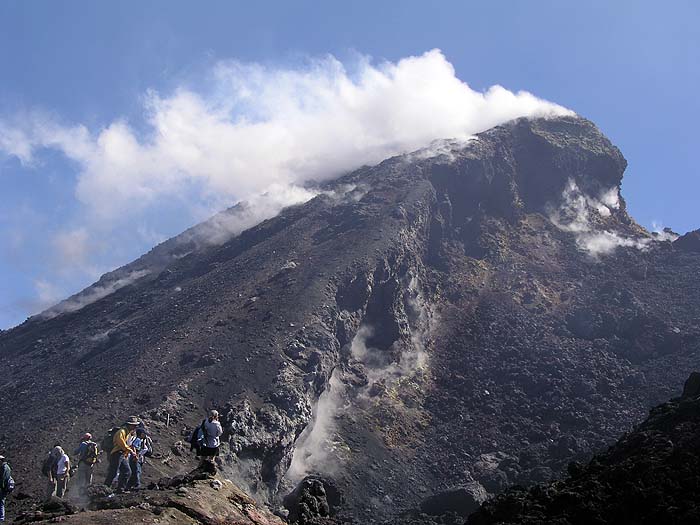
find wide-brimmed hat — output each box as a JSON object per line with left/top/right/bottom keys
{"left": 125, "top": 416, "right": 141, "bottom": 426}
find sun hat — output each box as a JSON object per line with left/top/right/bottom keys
{"left": 125, "top": 416, "right": 141, "bottom": 426}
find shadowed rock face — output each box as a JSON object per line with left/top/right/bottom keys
{"left": 467, "top": 372, "right": 700, "bottom": 525}
{"left": 1, "top": 116, "right": 699, "bottom": 522}
{"left": 675, "top": 229, "right": 700, "bottom": 253}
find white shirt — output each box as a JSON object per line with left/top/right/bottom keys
{"left": 204, "top": 418, "right": 223, "bottom": 448}
{"left": 56, "top": 453, "right": 69, "bottom": 475}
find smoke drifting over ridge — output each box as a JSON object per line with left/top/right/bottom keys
{"left": 549, "top": 180, "right": 651, "bottom": 257}
{"left": 1, "top": 49, "right": 571, "bottom": 217}
{"left": 0, "top": 49, "right": 572, "bottom": 320}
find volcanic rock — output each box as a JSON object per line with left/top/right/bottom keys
{"left": 284, "top": 475, "right": 343, "bottom": 524}
{"left": 682, "top": 371, "right": 700, "bottom": 398}
{"left": 1, "top": 115, "right": 699, "bottom": 522}
{"left": 13, "top": 466, "right": 285, "bottom": 524}
{"left": 467, "top": 372, "right": 700, "bottom": 524}
{"left": 419, "top": 483, "right": 488, "bottom": 517}
{"left": 674, "top": 229, "right": 700, "bottom": 253}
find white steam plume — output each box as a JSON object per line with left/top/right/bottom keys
{"left": 40, "top": 269, "right": 150, "bottom": 318}
{"left": 550, "top": 179, "right": 650, "bottom": 257}
{"left": 285, "top": 369, "right": 348, "bottom": 483}
{"left": 0, "top": 49, "right": 572, "bottom": 319}
{"left": 286, "top": 275, "right": 434, "bottom": 482}
{"left": 183, "top": 184, "right": 320, "bottom": 247}
{"left": 651, "top": 221, "right": 680, "bottom": 242}
{"left": 1, "top": 49, "right": 571, "bottom": 220}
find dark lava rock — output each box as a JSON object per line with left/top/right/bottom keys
{"left": 674, "top": 229, "right": 700, "bottom": 252}
{"left": 420, "top": 483, "right": 488, "bottom": 517}
{"left": 284, "top": 476, "right": 343, "bottom": 524}
{"left": 85, "top": 483, "right": 113, "bottom": 499}
{"left": 41, "top": 496, "right": 77, "bottom": 514}
{"left": 682, "top": 371, "right": 700, "bottom": 398}
{"left": 467, "top": 372, "right": 700, "bottom": 524}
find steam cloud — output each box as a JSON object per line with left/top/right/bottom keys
{"left": 286, "top": 276, "right": 434, "bottom": 482}
{"left": 40, "top": 269, "right": 151, "bottom": 318}
{"left": 0, "top": 49, "right": 571, "bottom": 319}
{"left": 285, "top": 369, "right": 348, "bottom": 483}
{"left": 550, "top": 179, "right": 651, "bottom": 257}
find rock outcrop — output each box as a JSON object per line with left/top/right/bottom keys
{"left": 13, "top": 467, "right": 285, "bottom": 524}
{"left": 674, "top": 229, "right": 700, "bottom": 253}
{"left": 467, "top": 372, "right": 700, "bottom": 524}
{"left": 283, "top": 476, "right": 343, "bottom": 524}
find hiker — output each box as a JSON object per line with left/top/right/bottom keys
{"left": 0, "top": 454, "right": 14, "bottom": 522}
{"left": 44, "top": 446, "right": 70, "bottom": 499}
{"left": 126, "top": 428, "right": 151, "bottom": 490}
{"left": 200, "top": 410, "right": 223, "bottom": 463}
{"left": 74, "top": 433, "right": 99, "bottom": 491}
{"left": 104, "top": 416, "right": 140, "bottom": 492}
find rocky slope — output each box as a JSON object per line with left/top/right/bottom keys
{"left": 1, "top": 115, "right": 699, "bottom": 522}
{"left": 467, "top": 372, "right": 700, "bottom": 524}
{"left": 13, "top": 466, "right": 286, "bottom": 525}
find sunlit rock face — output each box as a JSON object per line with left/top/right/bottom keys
{"left": 1, "top": 115, "right": 699, "bottom": 523}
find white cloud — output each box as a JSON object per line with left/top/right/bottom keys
{"left": 0, "top": 49, "right": 572, "bottom": 318}
{"left": 1, "top": 49, "right": 571, "bottom": 221}
{"left": 34, "top": 279, "right": 62, "bottom": 307}
{"left": 0, "top": 122, "right": 33, "bottom": 164}
{"left": 52, "top": 228, "right": 90, "bottom": 268}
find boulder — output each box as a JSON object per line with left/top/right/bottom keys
{"left": 284, "top": 476, "right": 343, "bottom": 524}
{"left": 682, "top": 371, "right": 700, "bottom": 398}
{"left": 420, "top": 482, "right": 488, "bottom": 517}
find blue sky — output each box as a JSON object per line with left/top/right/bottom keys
{"left": 1, "top": 1, "right": 698, "bottom": 329}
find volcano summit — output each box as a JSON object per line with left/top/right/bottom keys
{"left": 1, "top": 115, "right": 698, "bottom": 523}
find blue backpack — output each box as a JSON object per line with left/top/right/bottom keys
{"left": 188, "top": 420, "right": 207, "bottom": 452}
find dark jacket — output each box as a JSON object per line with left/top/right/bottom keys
{"left": 0, "top": 461, "right": 11, "bottom": 494}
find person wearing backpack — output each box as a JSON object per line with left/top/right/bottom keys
{"left": 104, "top": 416, "right": 139, "bottom": 493}
{"left": 126, "top": 428, "right": 150, "bottom": 490}
{"left": 200, "top": 410, "right": 223, "bottom": 466}
{"left": 73, "top": 433, "right": 99, "bottom": 492}
{"left": 0, "top": 454, "right": 14, "bottom": 522}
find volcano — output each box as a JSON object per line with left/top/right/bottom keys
{"left": 1, "top": 115, "right": 699, "bottom": 523}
